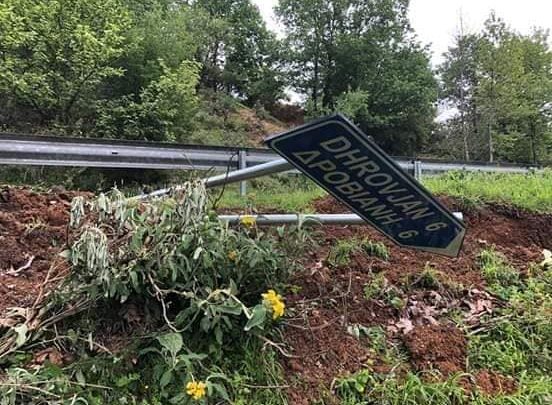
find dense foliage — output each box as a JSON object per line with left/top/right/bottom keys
{"left": 0, "top": 183, "right": 309, "bottom": 403}
{"left": 435, "top": 13, "right": 552, "bottom": 163}
{"left": 0, "top": 0, "right": 550, "bottom": 160}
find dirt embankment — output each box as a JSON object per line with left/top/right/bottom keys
{"left": 282, "top": 196, "right": 550, "bottom": 403}
{"left": 0, "top": 187, "right": 88, "bottom": 314}
{"left": 1, "top": 189, "right": 549, "bottom": 403}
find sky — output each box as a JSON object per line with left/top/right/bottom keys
{"left": 252, "top": 0, "right": 552, "bottom": 66}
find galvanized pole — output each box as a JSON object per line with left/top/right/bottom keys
{"left": 414, "top": 160, "right": 423, "bottom": 181}
{"left": 204, "top": 158, "right": 293, "bottom": 188}
{"left": 238, "top": 150, "right": 247, "bottom": 196}
{"left": 218, "top": 212, "right": 464, "bottom": 226}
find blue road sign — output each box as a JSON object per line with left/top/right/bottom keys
{"left": 265, "top": 114, "right": 466, "bottom": 257}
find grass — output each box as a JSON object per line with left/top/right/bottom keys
{"left": 424, "top": 170, "right": 552, "bottom": 212}
{"left": 214, "top": 170, "right": 552, "bottom": 214}
{"left": 477, "top": 248, "right": 521, "bottom": 298}
{"left": 214, "top": 178, "right": 325, "bottom": 212}
{"left": 338, "top": 370, "right": 552, "bottom": 405}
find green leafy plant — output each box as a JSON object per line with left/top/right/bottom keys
{"left": 360, "top": 240, "right": 390, "bottom": 261}
{"left": 0, "top": 181, "right": 305, "bottom": 404}
{"left": 477, "top": 248, "right": 520, "bottom": 298}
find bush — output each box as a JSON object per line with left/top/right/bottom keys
{"left": 0, "top": 182, "right": 305, "bottom": 403}
{"left": 95, "top": 61, "right": 200, "bottom": 142}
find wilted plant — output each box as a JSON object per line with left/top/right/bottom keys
{"left": 0, "top": 181, "right": 305, "bottom": 404}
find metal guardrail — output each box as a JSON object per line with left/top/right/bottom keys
{"left": 0, "top": 132, "right": 537, "bottom": 175}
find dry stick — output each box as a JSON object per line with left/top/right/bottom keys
{"left": 4, "top": 255, "right": 35, "bottom": 276}
{"left": 0, "top": 383, "right": 61, "bottom": 398}
{"left": 283, "top": 316, "right": 342, "bottom": 331}
{"left": 242, "top": 383, "right": 290, "bottom": 389}
{"left": 255, "top": 334, "right": 299, "bottom": 359}
{"left": 147, "top": 272, "right": 179, "bottom": 333}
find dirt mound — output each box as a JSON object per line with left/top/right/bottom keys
{"left": 235, "top": 108, "right": 288, "bottom": 145}
{"left": 311, "top": 195, "right": 548, "bottom": 286}
{"left": 0, "top": 187, "right": 86, "bottom": 314}
{"left": 403, "top": 324, "right": 467, "bottom": 376}
{"left": 282, "top": 195, "right": 549, "bottom": 403}
{"left": 473, "top": 370, "right": 517, "bottom": 396}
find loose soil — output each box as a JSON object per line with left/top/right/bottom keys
{"left": 0, "top": 187, "right": 87, "bottom": 314}
{"left": 1, "top": 189, "right": 550, "bottom": 403}
{"left": 280, "top": 195, "right": 550, "bottom": 403}
{"left": 403, "top": 324, "right": 467, "bottom": 376}
{"left": 472, "top": 370, "right": 518, "bottom": 396}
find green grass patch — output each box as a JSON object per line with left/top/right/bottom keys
{"left": 214, "top": 177, "right": 325, "bottom": 212}
{"left": 468, "top": 266, "right": 552, "bottom": 376}
{"left": 424, "top": 170, "right": 552, "bottom": 212}
{"left": 477, "top": 248, "right": 521, "bottom": 299}
{"left": 337, "top": 370, "right": 552, "bottom": 405}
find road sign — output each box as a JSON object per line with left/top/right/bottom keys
{"left": 265, "top": 114, "right": 466, "bottom": 257}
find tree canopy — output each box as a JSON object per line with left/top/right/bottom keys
{"left": 0, "top": 0, "right": 549, "bottom": 161}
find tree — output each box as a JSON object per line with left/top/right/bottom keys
{"left": 439, "top": 20, "right": 481, "bottom": 161}
{"left": 95, "top": 61, "right": 200, "bottom": 142}
{"left": 0, "top": 0, "right": 130, "bottom": 127}
{"left": 438, "top": 13, "right": 552, "bottom": 163}
{"left": 277, "top": 0, "right": 437, "bottom": 155}
{"left": 193, "top": 0, "right": 283, "bottom": 107}
{"left": 104, "top": 2, "right": 199, "bottom": 99}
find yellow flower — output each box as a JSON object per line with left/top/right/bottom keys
{"left": 186, "top": 381, "right": 206, "bottom": 400}
{"left": 240, "top": 215, "right": 256, "bottom": 228}
{"left": 262, "top": 289, "right": 285, "bottom": 320}
{"left": 228, "top": 250, "right": 238, "bottom": 262}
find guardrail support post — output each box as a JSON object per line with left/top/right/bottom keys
{"left": 238, "top": 150, "right": 247, "bottom": 196}
{"left": 414, "top": 160, "right": 423, "bottom": 181}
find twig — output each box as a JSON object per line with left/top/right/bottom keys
{"left": 4, "top": 256, "right": 35, "bottom": 276}
{"left": 147, "top": 272, "right": 180, "bottom": 332}
{"left": 0, "top": 382, "right": 60, "bottom": 398}
{"left": 242, "top": 383, "right": 290, "bottom": 389}
{"left": 255, "top": 334, "right": 299, "bottom": 358}
{"left": 283, "top": 316, "right": 342, "bottom": 331}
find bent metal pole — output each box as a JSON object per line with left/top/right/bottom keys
{"left": 218, "top": 212, "right": 464, "bottom": 226}
{"left": 140, "top": 158, "right": 293, "bottom": 199}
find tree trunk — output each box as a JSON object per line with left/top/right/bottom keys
{"left": 487, "top": 120, "right": 494, "bottom": 163}
{"left": 312, "top": 52, "right": 319, "bottom": 113}
{"left": 529, "top": 121, "right": 537, "bottom": 164}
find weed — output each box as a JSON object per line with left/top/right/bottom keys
{"left": 328, "top": 238, "right": 391, "bottom": 268}
{"left": 468, "top": 270, "right": 552, "bottom": 375}
{"left": 408, "top": 264, "right": 443, "bottom": 290}
{"left": 337, "top": 370, "right": 552, "bottom": 405}
{"left": 477, "top": 248, "right": 520, "bottom": 298}
{"left": 327, "top": 239, "right": 357, "bottom": 267}
{"left": 360, "top": 239, "right": 390, "bottom": 260}
{"left": 364, "top": 274, "right": 405, "bottom": 310}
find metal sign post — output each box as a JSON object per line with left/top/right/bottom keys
{"left": 139, "top": 114, "right": 466, "bottom": 257}
{"left": 265, "top": 114, "right": 466, "bottom": 257}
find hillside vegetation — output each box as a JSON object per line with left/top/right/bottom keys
{"left": 0, "top": 0, "right": 549, "bottom": 163}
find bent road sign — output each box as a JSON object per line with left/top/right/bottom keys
{"left": 265, "top": 114, "right": 466, "bottom": 257}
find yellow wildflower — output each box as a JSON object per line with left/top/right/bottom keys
{"left": 240, "top": 215, "right": 256, "bottom": 228}
{"left": 228, "top": 250, "right": 238, "bottom": 262}
{"left": 186, "top": 381, "right": 207, "bottom": 400}
{"left": 262, "top": 289, "right": 285, "bottom": 319}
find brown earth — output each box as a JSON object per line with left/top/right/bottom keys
{"left": 235, "top": 108, "right": 288, "bottom": 145}
{"left": 280, "top": 195, "right": 550, "bottom": 403}
{"left": 0, "top": 187, "right": 87, "bottom": 314}
{"left": 0, "top": 189, "right": 549, "bottom": 403}
{"left": 403, "top": 324, "right": 467, "bottom": 376}
{"left": 472, "top": 370, "right": 518, "bottom": 396}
